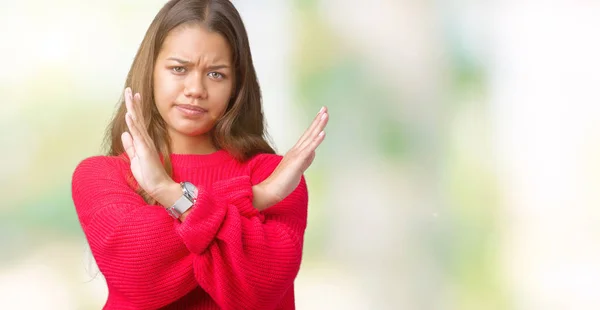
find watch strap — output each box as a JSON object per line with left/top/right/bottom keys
{"left": 166, "top": 182, "right": 196, "bottom": 219}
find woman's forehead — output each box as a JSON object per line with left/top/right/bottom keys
{"left": 159, "top": 24, "right": 232, "bottom": 63}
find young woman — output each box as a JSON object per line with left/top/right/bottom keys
{"left": 71, "top": 0, "right": 328, "bottom": 309}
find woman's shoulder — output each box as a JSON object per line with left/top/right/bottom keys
{"left": 247, "top": 152, "right": 283, "bottom": 168}
{"left": 244, "top": 152, "right": 284, "bottom": 182}
{"left": 73, "top": 154, "right": 129, "bottom": 180}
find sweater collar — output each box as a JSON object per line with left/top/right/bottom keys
{"left": 169, "top": 149, "right": 234, "bottom": 167}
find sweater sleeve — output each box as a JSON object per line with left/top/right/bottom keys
{"left": 71, "top": 154, "right": 308, "bottom": 310}
{"left": 179, "top": 154, "right": 308, "bottom": 310}
{"left": 72, "top": 156, "right": 199, "bottom": 309}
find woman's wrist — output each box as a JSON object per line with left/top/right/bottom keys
{"left": 152, "top": 180, "right": 182, "bottom": 208}
{"left": 252, "top": 182, "right": 281, "bottom": 211}
{"left": 155, "top": 179, "right": 280, "bottom": 213}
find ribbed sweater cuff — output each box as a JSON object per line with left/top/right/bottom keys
{"left": 212, "top": 175, "right": 263, "bottom": 220}
{"left": 174, "top": 176, "right": 262, "bottom": 254}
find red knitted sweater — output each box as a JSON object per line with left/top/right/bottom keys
{"left": 71, "top": 150, "right": 308, "bottom": 310}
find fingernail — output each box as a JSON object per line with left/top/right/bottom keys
{"left": 321, "top": 113, "right": 327, "bottom": 120}
{"left": 319, "top": 106, "right": 325, "bottom": 114}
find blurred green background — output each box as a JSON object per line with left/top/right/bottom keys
{"left": 1, "top": 1, "right": 600, "bottom": 309}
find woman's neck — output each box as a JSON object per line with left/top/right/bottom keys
{"left": 169, "top": 131, "right": 217, "bottom": 155}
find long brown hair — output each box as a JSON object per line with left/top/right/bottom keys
{"left": 103, "top": 0, "right": 275, "bottom": 202}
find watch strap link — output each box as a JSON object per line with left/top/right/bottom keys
{"left": 166, "top": 182, "right": 197, "bottom": 219}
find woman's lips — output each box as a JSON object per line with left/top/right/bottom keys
{"left": 175, "top": 104, "right": 207, "bottom": 117}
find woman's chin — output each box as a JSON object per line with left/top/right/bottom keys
{"left": 170, "top": 125, "right": 211, "bottom": 138}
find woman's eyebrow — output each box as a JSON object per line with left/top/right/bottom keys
{"left": 207, "top": 65, "right": 230, "bottom": 70}
{"left": 166, "top": 57, "right": 230, "bottom": 70}
{"left": 166, "top": 57, "right": 191, "bottom": 64}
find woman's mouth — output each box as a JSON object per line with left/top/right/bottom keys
{"left": 175, "top": 104, "right": 207, "bottom": 117}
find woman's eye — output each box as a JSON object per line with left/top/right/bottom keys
{"left": 208, "top": 72, "right": 224, "bottom": 79}
{"left": 172, "top": 66, "right": 186, "bottom": 74}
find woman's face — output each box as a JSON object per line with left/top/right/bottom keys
{"left": 153, "top": 23, "right": 234, "bottom": 138}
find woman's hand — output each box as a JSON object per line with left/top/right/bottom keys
{"left": 121, "top": 87, "right": 176, "bottom": 203}
{"left": 253, "top": 107, "right": 329, "bottom": 211}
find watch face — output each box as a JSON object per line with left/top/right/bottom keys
{"left": 183, "top": 182, "right": 198, "bottom": 198}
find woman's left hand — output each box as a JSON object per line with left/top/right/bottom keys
{"left": 121, "top": 87, "right": 174, "bottom": 200}
{"left": 252, "top": 107, "right": 329, "bottom": 211}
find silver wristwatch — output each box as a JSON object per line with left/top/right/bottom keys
{"left": 166, "top": 182, "right": 198, "bottom": 219}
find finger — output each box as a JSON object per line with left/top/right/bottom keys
{"left": 124, "top": 87, "right": 136, "bottom": 120}
{"left": 299, "top": 111, "right": 328, "bottom": 150}
{"left": 298, "top": 106, "right": 326, "bottom": 144}
{"left": 296, "top": 131, "right": 325, "bottom": 173}
{"left": 304, "top": 130, "right": 326, "bottom": 154}
{"left": 132, "top": 92, "right": 153, "bottom": 146}
{"left": 295, "top": 106, "right": 327, "bottom": 147}
{"left": 121, "top": 131, "right": 136, "bottom": 159}
{"left": 125, "top": 89, "right": 156, "bottom": 154}
{"left": 125, "top": 90, "right": 150, "bottom": 143}
{"left": 125, "top": 111, "right": 146, "bottom": 151}
{"left": 133, "top": 92, "right": 145, "bottom": 124}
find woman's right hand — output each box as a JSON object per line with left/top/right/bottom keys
{"left": 121, "top": 87, "right": 175, "bottom": 202}
{"left": 252, "top": 107, "right": 329, "bottom": 211}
